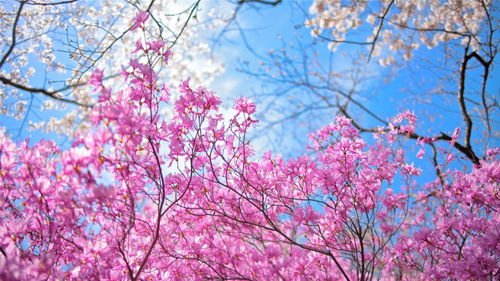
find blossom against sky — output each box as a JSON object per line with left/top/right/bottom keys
{"left": 0, "top": 1, "right": 498, "bottom": 279}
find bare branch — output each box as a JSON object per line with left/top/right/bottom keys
{"left": 339, "top": 104, "right": 480, "bottom": 164}
{"left": 25, "top": 0, "right": 78, "bottom": 6}
{"left": 0, "top": 0, "right": 26, "bottom": 69}
{"left": 0, "top": 76, "right": 92, "bottom": 107}
{"left": 238, "top": 0, "right": 282, "bottom": 6}
{"left": 456, "top": 40, "right": 480, "bottom": 164}
{"left": 368, "top": 0, "right": 395, "bottom": 61}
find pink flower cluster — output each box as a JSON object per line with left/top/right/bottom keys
{"left": 0, "top": 12, "right": 497, "bottom": 281}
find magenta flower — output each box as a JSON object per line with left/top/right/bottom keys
{"left": 234, "top": 97, "right": 256, "bottom": 114}
{"left": 131, "top": 11, "right": 149, "bottom": 31}
{"left": 89, "top": 68, "right": 103, "bottom": 88}
{"left": 1, "top": 23, "right": 497, "bottom": 281}
{"left": 147, "top": 40, "right": 165, "bottom": 55}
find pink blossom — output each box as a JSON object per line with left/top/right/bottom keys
{"left": 147, "top": 40, "right": 165, "bottom": 55}
{"left": 450, "top": 127, "right": 460, "bottom": 146}
{"left": 446, "top": 152, "right": 455, "bottom": 163}
{"left": 1, "top": 26, "right": 497, "bottom": 281}
{"left": 163, "top": 49, "right": 173, "bottom": 63}
{"left": 131, "top": 11, "right": 149, "bottom": 31}
{"left": 234, "top": 97, "right": 256, "bottom": 114}
{"left": 133, "top": 39, "right": 144, "bottom": 53}
{"left": 89, "top": 68, "right": 103, "bottom": 88}
{"left": 416, "top": 148, "right": 425, "bottom": 158}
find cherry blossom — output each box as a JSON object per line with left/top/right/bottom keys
{"left": 307, "top": 0, "right": 493, "bottom": 65}
{"left": 0, "top": 1, "right": 226, "bottom": 134}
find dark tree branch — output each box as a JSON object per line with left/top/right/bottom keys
{"left": 368, "top": 0, "right": 395, "bottom": 61}
{"left": 0, "top": 246, "right": 6, "bottom": 258}
{"left": 430, "top": 143, "right": 445, "bottom": 186}
{"left": 387, "top": 22, "right": 473, "bottom": 38}
{"left": 238, "top": 0, "right": 282, "bottom": 6}
{"left": 25, "top": 0, "right": 77, "bottom": 6}
{"left": 338, "top": 104, "right": 480, "bottom": 164}
{"left": 457, "top": 40, "right": 480, "bottom": 164}
{"left": 0, "top": 76, "right": 92, "bottom": 107}
{"left": 167, "top": 0, "right": 200, "bottom": 50}
{"left": 469, "top": 51, "right": 494, "bottom": 137}
{"left": 0, "top": 0, "right": 26, "bottom": 69}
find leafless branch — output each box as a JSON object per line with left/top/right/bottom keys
{"left": 456, "top": 39, "right": 481, "bottom": 164}
{"left": 0, "top": 76, "right": 92, "bottom": 107}
{"left": 339, "top": 104, "right": 480, "bottom": 164}
{"left": 25, "top": 0, "right": 78, "bottom": 6}
{"left": 0, "top": 1, "right": 26, "bottom": 69}
{"left": 238, "top": 0, "right": 282, "bottom": 6}
{"left": 368, "top": 0, "right": 395, "bottom": 61}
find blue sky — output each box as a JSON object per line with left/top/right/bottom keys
{"left": 206, "top": 1, "right": 498, "bottom": 161}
